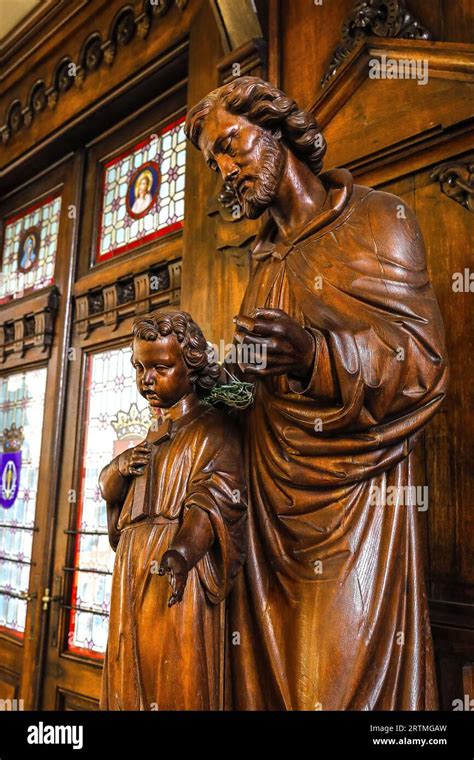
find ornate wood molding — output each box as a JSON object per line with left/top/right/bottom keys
{"left": 74, "top": 258, "right": 181, "bottom": 338}
{"left": 310, "top": 40, "right": 474, "bottom": 130}
{"left": 0, "top": 286, "right": 59, "bottom": 362}
{"left": 322, "top": 0, "right": 431, "bottom": 85}
{"left": 0, "top": 0, "right": 188, "bottom": 145}
{"left": 431, "top": 155, "right": 474, "bottom": 212}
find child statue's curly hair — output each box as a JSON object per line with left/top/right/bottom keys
{"left": 132, "top": 310, "right": 221, "bottom": 394}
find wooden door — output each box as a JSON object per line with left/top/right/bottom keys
{"left": 0, "top": 156, "right": 81, "bottom": 709}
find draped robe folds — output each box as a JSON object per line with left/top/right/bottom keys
{"left": 99, "top": 402, "right": 246, "bottom": 710}
{"left": 228, "top": 168, "right": 448, "bottom": 711}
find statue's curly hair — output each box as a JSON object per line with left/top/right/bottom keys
{"left": 132, "top": 310, "right": 220, "bottom": 393}
{"left": 185, "top": 76, "right": 326, "bottom": 175}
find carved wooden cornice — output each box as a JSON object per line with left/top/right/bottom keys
{"left": 311, "top": 40, "right": 474, "bottom": 130}
{"left": 0, "top": 285, "right": 59, "bottom": 362}
{"left": 322, "top": 0, "right": 431, "bottom": 85}
{"left": 0, "top": 0, "right": 188, "bottom": 146}
{"left": 74, "top": 258, "right": 181, "bottom": 338}
{"left": 431, "top": 155, "right": 474, "bottom": 212}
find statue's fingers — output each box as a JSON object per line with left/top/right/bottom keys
{"left": 130, "top": 455, "right": 150, "bottom": 466}
{"left": 236, "top": 316, "right": 282, "bottom": 338}
{"left": 129, "top": 466, "right": 146, "bottom": 475}
{"left": 169, "top": 582, "right": 185, "bottom": 607}
{"left": 250, "top": 307, "right": 286, "bottom": 320}
{"left": 244, "top": 364, "right": 289, "bottom": 377}
{"left": 135, "top": 442, "right": 151, "bottom": 451}
{"left": 234, "top": 332, "right": 275, "bottom": 348}
{"left": 234, "top": 314, "right": 256, "bottom": 333}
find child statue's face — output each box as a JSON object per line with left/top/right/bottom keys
{"left": 132, "top": 335, "right": 195, "bottom": 409}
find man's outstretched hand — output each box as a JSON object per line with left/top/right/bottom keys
{"left": 234, "top": 307, "right": 315, "bottom": 379}
{"left": 158, "top": 549, "right": 189, "bottom": 607}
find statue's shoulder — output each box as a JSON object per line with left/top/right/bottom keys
{"left": 192, "top": 402, "right": 243, "bottom": 460}
{"left": 196, "top": 402, "right": 240, "bottom": 437}
{"left": 355, "top": 185, "right": 426, "bottom": 267}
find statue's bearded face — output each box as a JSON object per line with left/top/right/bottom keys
{"left": 198, "top": 107, "right": 284, "bottom": 220}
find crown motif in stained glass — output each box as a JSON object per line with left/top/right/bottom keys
{"left": 1, "top": 423, "right": 24, "bottom": 452}
{"left": 110, "top": 403, "right": 151, "bottom": 440}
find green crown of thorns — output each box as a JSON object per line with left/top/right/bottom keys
{"left": 203, "top": 367, "right": 255, "bottom": 410}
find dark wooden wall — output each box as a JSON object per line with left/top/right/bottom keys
{"left": 0, "top": 0, "right": 472, "bottom": 710}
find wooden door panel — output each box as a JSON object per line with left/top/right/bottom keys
{"left": 414, "top": 166, "right": 474, "bottom": 596}
{"left": 373, "top": 162, "right": 474, "bottom": 708}
{"left": 0, "top": 155, "right": 82, "bottom": 708}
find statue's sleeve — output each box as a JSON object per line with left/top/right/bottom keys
{"left": 284, "top": 189, "right": 448, "bottom": 431}
{"left": 99, "top": 457, "right": 129, "bottom": 551}
{"left": 182, "top": 414, "right": 247, "bottom": 603}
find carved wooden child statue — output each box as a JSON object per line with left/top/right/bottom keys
{"left": 98, "top": 310, "right": 247, "bottom": 710}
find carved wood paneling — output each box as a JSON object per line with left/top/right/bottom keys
{"left": 55, "top": 688, "right": 100, "bottom": 711}
{"left": 322, "top": 0, "right": 432, "bottom": 85}
{"left": 0, "top": 0, "right": 188, "bottom": 146}
{"left": 0, "top": 286, "right": 59, "bottom": 362}
{"left": 74, "top": 259, "right": 181, "bottom": 339}
{"left": 431, "top": 155, "right": 474, "bottom": 212}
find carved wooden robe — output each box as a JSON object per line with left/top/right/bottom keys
{"left": 228, "top": 168, "right": 448, "bottom": 710}
{"left": 99, "top": 400, "right": 246, "bottom": 710}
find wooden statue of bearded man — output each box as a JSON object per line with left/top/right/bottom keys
{"left": 186, "top": 76, "right": 448, "bottom": 711}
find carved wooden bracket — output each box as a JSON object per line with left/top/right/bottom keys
{"left": 0, "top": 286, "right": 59, "bottom": 362}
{"left": 431, "top": 156, "right": 474, "bottom": 212}
{"left": 0, "top": 0, "right": 188, "bottom": 144}
{"left": 74, "top": 259, "right": 181, "bottom": 337}
{"left": 322, "top": 0, "right": 431, "bottom": 85}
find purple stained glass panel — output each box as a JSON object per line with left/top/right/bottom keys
{"left": 0, "top": 367, "right": 47, "bottom": 635}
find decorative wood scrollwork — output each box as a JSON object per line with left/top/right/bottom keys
{"left": 74, "top": 260, "right": 181, "bottom": 338}
{"left": 82, "top": 34, "right": 104, "bottom": 72}
{"left": 114, "top": 9, "right": 136, "bottom": 47}
{"left": 431, "top": 156, "right": 474, "bottom": 213}
{"left": 0, "top": 0, "right": 188, "bottom": 144}
{"left": 322, "top": 0, "right": 431, "bottom": 85}
{"left": 0, "top": 286, "right": 59, "bottom": 362}
{"left": 30, "top": 82, "right": 48, "bottom": 113}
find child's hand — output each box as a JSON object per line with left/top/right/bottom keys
{"left": 158, "top": 549, "right": 189, "bottom": 607}
{"left": 117, "top": 442, "right": 151, "bottom": 477}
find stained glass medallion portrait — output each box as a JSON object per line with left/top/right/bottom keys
{"left": 68, "top": 345, "right": 151, "bottom": 656}
{"left": 96, "top": 117, "right": 186, "bottom": 262}
{"left": 0, "top": 367, "right": 48, "bottom": 637}
{"left": 0, "top": 194, "right": 62, "bottom": 302}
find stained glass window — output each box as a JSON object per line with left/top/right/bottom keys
{"left": 0, "top": 367, "right": 47, "bottom": 637}
{"left": 69, "top": 345, "right": 151, "bottom": 656}
{"left": 96, "top": 117, "right": 186, "bottom": 262}
{"left": 0, "top": 194, "right": 61, "bottom": 302}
